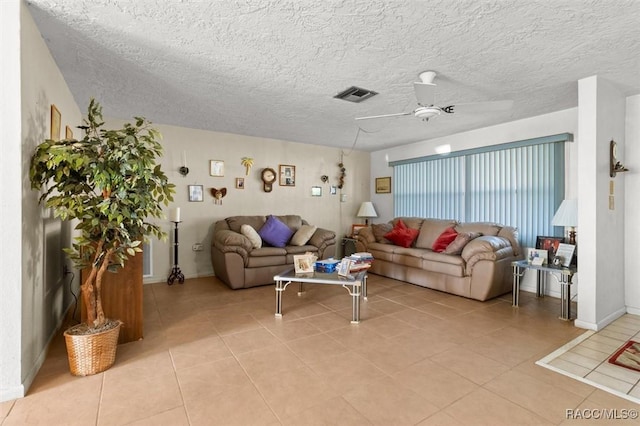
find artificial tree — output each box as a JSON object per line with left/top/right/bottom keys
{"left": 30, "top": 98, "right": 175, "bottom": 332}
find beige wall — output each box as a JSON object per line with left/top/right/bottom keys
{"left": 102, "top": 119, "right": 371, "bottom": 284}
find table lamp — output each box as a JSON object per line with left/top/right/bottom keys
{"left": 357, "top": 201, "right": 378, "bottom": 225}
{"left": 552, "top": 199, "right": 578, "bottom": 245}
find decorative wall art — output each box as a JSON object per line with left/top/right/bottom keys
{"left": 338, "top": 162, "right": 346, "bottom": 189}
{"left": 311, "top": 186, "right": 322, "bottom": 196}
{"left": 279, "top": 165, "right": 295, "bottom": 186}
{"left": 210, "top": 187, "right": 227, "bottom": 204}
{"left": 209, "top": 160, "right": 224, "bottom": 177}
{"left": 188, "top": 185, "right": 204, "bottom": 202}
{"left": 375, "top": 177, "right": 391, "bottom": 194}
{"left": 330, "top": 186, "right": 337, "bottom": 195}
{"left": 50, "top": 104, "right": 61, "bottom": 141}
{"left": 65, "top": 125, "right": 73, "bottom": 139}
{"left": 241, "top": 157, "right": 254, "bottom": 175}
{"left": 235, "top": 178, "right": 245, "bottom": 189}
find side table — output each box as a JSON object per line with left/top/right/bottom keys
{"left": 342, "top": 237, "right": 357, "bottom": 257}
{"left": 512, "top": 259, "right": 577, "bottom": 320}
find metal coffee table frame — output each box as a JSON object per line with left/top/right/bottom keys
{"left": 274, "top": 268, "right": 367, "bottom": 324}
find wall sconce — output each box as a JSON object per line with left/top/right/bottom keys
{"left": 610, "top": 140, "right": 628, "bottom": 178}
{"left": 179, "top": 151, "right": 189, "bottom": 177}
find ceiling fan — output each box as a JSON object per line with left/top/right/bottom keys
{"left": 355, "top": 71, "right": 513, "bottom": 122}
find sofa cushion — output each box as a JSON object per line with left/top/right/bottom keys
{"left": 443, "top": 232, "right": 482, "bottom": 255}
{"left": 258, "top": 215, "right": 294, "bottom": 248}
{"left": 432, "top": 227, "right": 458, "bottom": 252}
{"left": 384, "top": 219, "right": 419, "bottom": 248}
{"left": 371, "top": 223, "right": 393, "bottom": 243}
{"left": 455, "top": 222, "right": 501, "bottom": 236}
{"left": 241, "top": 224, "right": 262, "bottom": 249}
{"left": 290, "top": 224, "right": 317, "bottom": 246}
{"left": 415, "top": 219, "right": 458, "bottom": 249}
{"left": 226, "top": 215, "right": 266, "bottom": 233}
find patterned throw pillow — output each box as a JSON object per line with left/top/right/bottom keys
{"left": 443, "top": 232, "right": 482, "bottom": 255}
{"left": 372, "top": 223, "right": 393, "bottom": 243}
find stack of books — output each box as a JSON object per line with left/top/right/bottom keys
{"left": 347, "top": 252, "right": 374, "bottom": 272}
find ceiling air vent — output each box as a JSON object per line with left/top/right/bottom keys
{"left": 334, "top": 86, "right": 378, "bottom": 103}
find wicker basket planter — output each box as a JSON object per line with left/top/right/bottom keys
{"left": 64, "top": 321, "right": 122, "bottom": 376}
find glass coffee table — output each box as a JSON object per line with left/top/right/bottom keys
{"left": 274, "top": 268, "right": 368, "bottom": 324}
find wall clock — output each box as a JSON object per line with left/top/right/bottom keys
{"left": 261, "top": 167, "right": 276, "bottom": 192}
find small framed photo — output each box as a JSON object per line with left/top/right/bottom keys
{"left": 555, "top": 243, "right": 576, "bottom": 267}
{"left": 294, "top": 254, "right": 315, "bottom": 274}
{"left": 330, "top": 186, "right": 337, "bottom": 195}
{"left": 209, "top": 160, "right": 224, "bottom": 177}
{"left": 337, "top": 259, "right": 352, "bottom": 277}
{"left": 188, "top": 185, "right": 204, "bottom": 202}
{"left": 65, "top": 125, "right": 73, "bottom": 139}
{"left": 279, "top": 164, "right": 295, "bottom": 186}
{"left": 527, "top": 248, "right": 548, "bottom": 265}
{"left": 235, "top": 178, "right": 244, "bottom": 189}
{"left": 351, "top": 224, "right": 367, "bottom": 237}
{"left": 311, "top": 186, "right": 322, "bottom": 196}
{"left": 536, "top": 236, "right": 564, "bottom": 261}
{"left": 50, "top": 104, "right": 61, "bottom": 141}
{"left": 375, "top": 176, "right": 391, "bottom": 194}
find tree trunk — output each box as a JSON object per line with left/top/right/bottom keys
{"left": 94, "top": 249, "right": 114, "bottom": 327}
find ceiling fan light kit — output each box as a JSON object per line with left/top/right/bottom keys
{"left": 355, "top": 70, "right": 513, "bottom": 123}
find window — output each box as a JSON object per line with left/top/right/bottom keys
{"left": 391, "top": 133, "right": 571, "bottom": 247}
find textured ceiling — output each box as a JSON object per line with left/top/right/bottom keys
{"left": 26, "top": 0, "right": 640, "bottom": 151}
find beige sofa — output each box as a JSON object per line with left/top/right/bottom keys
{"left": 211, "top": 215, "right": 336, "bottom": 289}
{"left": 354, "top": 217, "right": 522, "bottom": 301}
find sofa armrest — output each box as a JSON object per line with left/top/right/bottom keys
{"left": 309, "top": 228, "right": 337, "bottom": 257}
{"left": 461, "top": 236, "right": 514, "bottom": 274}
{"left": 354, "top": 227, "right": 375, "bottom": 250}
{"left": 213, "top": 229, "right": 253, "bottom": 260}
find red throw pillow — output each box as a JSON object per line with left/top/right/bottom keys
{"left": 384, "top": 219, "right": 419, "bottom": 248}
{"left": 432, "top": 227, "right": 458, "bottom": 252}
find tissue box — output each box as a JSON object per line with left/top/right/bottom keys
{"left": 314, "top": 259, "right": 340, "bottom": 273}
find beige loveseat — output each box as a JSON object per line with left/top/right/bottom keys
{"left": 211, "top": 215, "right": 336, "bottom": 289}
{"left": 354, "top": 217, "right": 522, "bottom": 301}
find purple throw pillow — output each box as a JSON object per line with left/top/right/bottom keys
{"left": 258, "top": 215, "right": 294, "bottom": 248}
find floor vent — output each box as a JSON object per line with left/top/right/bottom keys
{"left": 333, "top": 86, "right": 378, "bottom": 103}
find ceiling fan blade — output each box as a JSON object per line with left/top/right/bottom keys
{"left": 355, "top": 111, "right": 413, "bottom": 121}
{"left": 413, "top": 82, "right": 436, "bottom": 105}
{"left": 443, "top": 100, "right": 513, "bottom": 114}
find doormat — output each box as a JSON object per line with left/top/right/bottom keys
{"left": 608, "top": 340, "right": 640, "bottom": 372}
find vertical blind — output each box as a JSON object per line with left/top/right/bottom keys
{"left": 391, "top": 134, "right": 571, "bottom": 247}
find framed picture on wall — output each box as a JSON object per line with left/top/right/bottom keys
{"left": 279, "top": 165, "right": 295, "bottom": 186}
{"left": 188, "top": 185, "right": 204, "bottom": 202}
{"left": 65, "top": 125, "right": 73, "bottom": 139}
{"left": 209, "top": 160, "right": 224, "bottom": 177}
{"left": 50, "top": 104, "right": 61, "bottom": 141}
{"left": 375, "top": 176, "right": 391, "bottom": 193}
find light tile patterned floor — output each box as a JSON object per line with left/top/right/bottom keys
{"left": 2, "top": 275, "right": 639, "bottom": 425}
{"left": 538, "top": 314, "right": 640, "bottom": 404}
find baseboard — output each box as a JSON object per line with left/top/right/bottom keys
{"left": 575, "top": 306, "right": 627, "bottom": 331}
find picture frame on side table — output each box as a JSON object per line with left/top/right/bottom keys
{"left": 188, "top": 185, "right": 204, "bottom": 202}
{"left": 293, "top": 254, "right": 315, "bottom": 274}
{"left": 209, "top": 160, "right": 224, "bottom": 177}
{"left": 351, "top": 224, "right": 367, "bottom": 237}
{"left": 527, "top": 248, "right": 548, "bottom": 265}
{"left": 554, "top": 243, "right": 576, "bottom": 267}
{"left": 375, "top": 176, "right": 391, "bottom": 193}
{"left": 279, "top": 164, "right": 295, "bottom": 186}
{"left": 536, "top": 236, "right": 564, "bottom": 261}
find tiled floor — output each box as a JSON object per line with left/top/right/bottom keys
{"left": 538, "top": 314, "right": 640, "bottom": 404}
{"left": 2, "top": 274, "right": 639, "bottom": 425}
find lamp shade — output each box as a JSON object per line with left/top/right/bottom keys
{"left": 357, "top": 201, "right": 378, "bottom": 221}
{"left": 552, "top": 199, "right": 578, "bottom": 227}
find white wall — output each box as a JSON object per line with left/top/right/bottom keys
{"left": 370, "top": 108, "right": 579, "bottom": 297}
{"left": 575, "top": 76, "right": 627, "bottom": 330}
{"left": 101, "top": 120, "right": 371, "bottom": 284}
{"left": 0, "top": 1, "right": 81, "bottom": 402}
{"left": 625, "top": 94, "right": 640, "bottom": 314}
